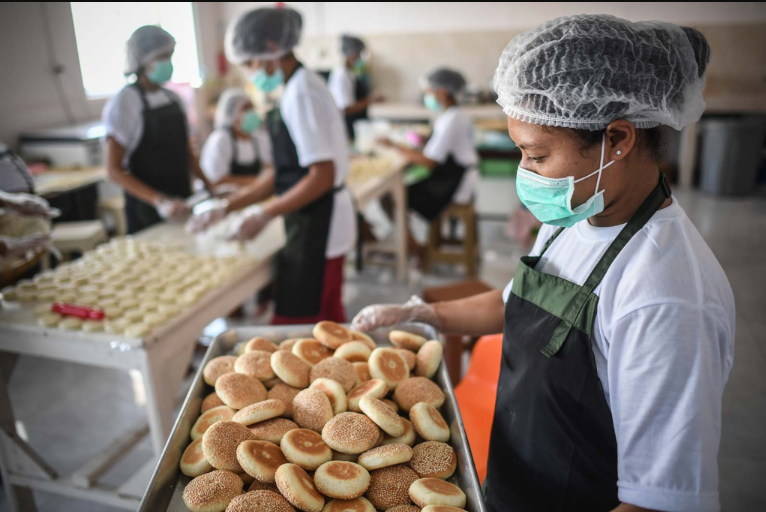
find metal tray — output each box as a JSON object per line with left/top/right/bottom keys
{"left": 139, "top": 324, "right": 487, "bottom": 512}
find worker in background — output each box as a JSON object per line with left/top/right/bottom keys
{"left": 200, "top": 89, "right": 273, "bottom": 190}
{"left": 328, "top": 35, "right": 383, "bottom": 141}
{"left": 188, "top": 7, "right": 357, "bottom": 325}
{"left": 379, "top": 68, "right": 478, "bottom": 257}
{"left": 102, "top": 25, "right": 213, "bottom": 234}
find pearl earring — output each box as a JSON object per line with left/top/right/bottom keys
{"left": 616, "top": 150, "right": 622, "bottom": 155}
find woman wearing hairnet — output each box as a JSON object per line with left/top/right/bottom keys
{"left": 189, "top": 7, "right": 356, "bottom": 324}
{"left": 102, "top": 25, "right": 213, "bottom": 234}
{"left": 200, "top": 89, "right": 273, "bottom": 189}
{"left": 327, "top": 35, "right": 383, "bottom": 140}
{"left": 354, "top": 15, "right": 733, "bottom": 512}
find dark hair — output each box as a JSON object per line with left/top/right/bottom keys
{"left": 555, "top": 126, "right": 667, "bottom": 163}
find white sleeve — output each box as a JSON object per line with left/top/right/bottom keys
{"left": 254, "top": 130, "right": 273, "bottom": 166}
{"left": 199, "top": 131, "right": 232, "bottom": 183}
{"left": 282, "top": 92, "right": 335, "bottom": 168}
{"left": 328, "top": 69, "right": 355, "bottom": 110}
{"left": 609, "top": 302, "right": 728, "bottom": 512}
{"left": 101, "top": 90, "right": 141, "bottom": 151}
{"left": 423, "top": 115, "right": 456, "bottom": 164}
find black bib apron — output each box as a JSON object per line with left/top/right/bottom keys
{"left": 125, "top": 84, "right": 191, "bottom": 234}
{"left": 265, "top": 63, "right": 342, "bottom": 318}
{"left": 484, "top": 174, "right": 672, "bottom": 512}
{"left": 227, "top": 127, "right": 262, "bottom": 177}
{"left": 344, "top": 73, "right": 370, "bottom": 141}
{"left": 408, "top": 154, "right": 466, "bottom": 221}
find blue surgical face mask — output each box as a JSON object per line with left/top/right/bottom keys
{"left": 515, "top": 133, "right": 616, "bottom": 228}
{"left": 147, "top": 59, "right": 173, "bottom": 85}
{"left": 239, "top": 110, "right": 261, "bottom": 133}
{"left": 424, "top": 93, "right": 442, "bottom": 112}
{"left": 251, "top": 67, "right": 284, "bottom": 93}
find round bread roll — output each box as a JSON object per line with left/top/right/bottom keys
{"left": 235, "top": 350, "right": 276, "bottom": 381}
{"left": 359, "top": 396, "right": 404, "bottom": 437}
{"left": 271, "top": 350, "right": 311, "bottom": 389}
{"left": 394, "top": 349, "right": 416, "bottom": 371}
{"left": 322, "top": 496, "right": 376, "bottom": 512}
{"left": 322, "top": 413, "right": 379, "bottom": 455}
{"left": 381, "top": 418, "right": 416, "bottom": 447}
{"left": 368, "top": 349, "right": 409, "bottom": 390}
{"left": 349, "top": 331, "right": 377, "bottom": 351}
{"left": 334, "top": 342, "right": 372, "bottom": 363}
{"left": 410, "top": 403, "right": 450, "bottom": 442}
{"left": 347, "top": 379, "right": 388, "bottom": 413}
{"left": 358, "top": 443, "right": 414, "bottom": 471}
{"left": 226, "top": 490, "right": 294, "bottom": 512}
{"left": 313, "top": 321, "right": 353, "bottom": 349}
{"left": 180, "top": 438, "right": 212, "bottom": 477}
{"left": 275, "top": 463, "right": 325, "bottom": 512}
{"left": 310, "top": 378, "right": 348, "bottom": 415}
{"left": 280, "top": 429, "right": 332, "bottom": 470}
{"left": 293, "top": 389, "right": 334, "bottom": 432}
{"left": 364, "top": 465, "right": 419, "bottom": 510}
{"left": 293, "top": 339, "right": 334, "bottom": 367}
{"left": 409, "top": 441, "right": 456, "bottom": 479}
{"left": 37, "top": 313, "right": 62, "bottom": 328}
{"left": 191, "top": 405, "right": 236, "bottom": 441}
{"left": 245, "top": 336, "right": 279, "bottom": 353}
{"left": 182, "top": 470, "right": 242, "bottom": 512}
{"left": 204, "top": 356, "right": 237, "bottom": 386}
{"left": 59, "top": 317, "right": 82, "bottom": 331}
{"left": 80, "top": 320, "right": 103, "bottom": 333}
{"left": 216, "top": 373, "right": 268, "bottom": 410}
{"left": 249, "top": 417, "right": 299, "bottom": 444}
{"left": 310, "top": 358, "right": 357, "bottom": 393}
{"left": 268, "top": 383, "right": 302, "bottom": 419}
{"left": 125, "top": 323, "right": 152, "bottom": 338}
{"left": 236, "top": 440, "right": 288, "bottom": 483}
{"left": 352, "top": 362, "right": 371, "bottom": 386}
{"left": 409, "top": 478, "right": 466, "bottom": 509}
{"left": 389, "top": 331, "right": 427, "bottom": 351}
{"left": 382, "top": 399, "right": 399, "bottom": 413}
{"left": 248, "top": 479, "right": 280, "bottom": 494}
{"left": 201, "top": 392, "right": 225, "bottom": 413}
{"left": 393, "top": 378, "right": 445, "bottom": 412}
{"left": 416, "top": 341, "right": 443, "bottom": 379}
{"left": 332, "top": 450, "right": 359, "bottom": 463}
{"left": 387, "top": 506, "right": 422, "bottom": 512}
{"left": 202, "top": 420, "right": 255, "bottom": 472}
{"left": 233, "top": 399, "right": 286, "bottom": 426}
{"left": 33, "top": 303, "right": 52, "bottom": 316}
{"left": 279, "top": 338, "right": 301, "bottom": 352}
{"left": 314, "top": 461, "right": 371, "bottom": 500}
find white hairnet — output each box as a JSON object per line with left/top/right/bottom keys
{"left": 214, "top": 89, "right": 252, "bottom": 129}
{"left": 341, "top": 35, "right": 365, "bottom": 57}
{"left": 225, "top": 7, "right": 302, "bottom": 64}
{"left": 493, "top": 14, "right": 711, "bottom": 131}
{"left": 421, "top": 68, "right": 467, "bottom": 97}
{"left": 124, "top": 25, "right": 176, "bottom": 75}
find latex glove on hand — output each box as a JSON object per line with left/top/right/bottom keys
{"left": 0, "top": 234, "right": 53, "bottom": 258}
{"left": 351, "top": 295, "right": 441, "bottom": 332}
{"left": 155, "top": 198, "right": 189, "bottom": 220}
{"left": 228, "top": 207, "right": 273, "bottom": 241}
{"left": 186, "top": 205, "right": 227, "bottom": 234}
{"left": 0, "top": 190, "right": 60, "bottom": 218}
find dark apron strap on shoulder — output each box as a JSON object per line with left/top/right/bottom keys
{"left": 540, "top": 227, "right": 565, "bottom": 256}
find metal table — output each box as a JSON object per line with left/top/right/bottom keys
{"left": 0, "top": 221, "right": 284, "bottom": 511}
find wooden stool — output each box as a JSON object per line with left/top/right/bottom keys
{"left": 424, "top": 202, "right": 479, "bottom": 277}
{"left": 51, "top": 221, "right": 108, "bottom": 261}
{"left": 98, "top": 196, "right": 127, "bottom": 237}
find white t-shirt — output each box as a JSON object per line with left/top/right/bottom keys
{"left": 102, "top": 85, "right": 188, "bottom": 167}
{"left": 423, "top": 106, "right": 479, "bottom": 168}
{"left": 280, "top": 67, "right": 357, "bottom": 259}
{"left": 502, "top": 198, "right": 735, "bottom": 512}
{"left": 327, "top": 66, "right": 355, "bottom": 110}
{"left": 200, "top": 129, "right": 273, "bottom": 184}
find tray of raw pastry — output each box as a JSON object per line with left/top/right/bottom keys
{"left": 139, "top": 323, "right": 488, "bottom": 512}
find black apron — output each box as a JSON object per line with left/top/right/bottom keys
{"left": 125, "top": 84, "right": 191, "bottom": 234}
{"left": 266, "top": 63, "right": 342, "bottom": 318}
{"left": 344, "top": 73, "right": 370, "bottom": 141}
{"left": 484, "top": 174, "right": 672, "bottom": 512}
{"left": 408, "top": 155, "right": 466, "bottom": 221}
{"left": 227, "top": 127, "right": 262, "bottom": 176}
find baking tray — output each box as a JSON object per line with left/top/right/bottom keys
{"left": 138, "top": 325, "right": 487, "bottom": 512}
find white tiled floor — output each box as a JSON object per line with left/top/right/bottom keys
{"left": 1, "top": 180, "right": 764, "bottom": 511}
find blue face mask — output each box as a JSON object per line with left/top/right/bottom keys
{"left": 147, "top": 59, "right": 173, "bottom": 85}
{"left": 516, "top": 133, "right": 616, "bottom": 228}
{"left": 251, "top": 67, "right": 284, "bottom": 93}
{"left": 424, "top": 93, "right": 442, "bottom": 112}
{"left": 239, "top": 110, "right": 261, "bottom": 133}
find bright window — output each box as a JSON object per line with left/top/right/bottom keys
{"left": 71, "top": 2, "right": 201, "bottom": 98}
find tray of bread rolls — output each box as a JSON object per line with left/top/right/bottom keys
{"left": 139, "top": 323, "right": 487, "bottom": 512}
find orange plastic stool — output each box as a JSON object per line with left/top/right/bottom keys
{"left": 454, "top": 333, "right": 503, "bottom": 484}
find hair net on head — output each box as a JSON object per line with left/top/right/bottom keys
{"left": 421, "top": 68, "right": 468, "bottom": 97}
{"left": 214, "top": 89, "right": 252, "bottom": 129}
{"left": 493, "top": 14, "right": 711, "bottom": 131}
{"left": 225, "top": 7, "right": 303, "bottom": 64}
{"left": 124, "top": 25, "right": 176, "bottom": 75}
{"left": 341, "top": 35, "right": 365, "bottom": 57}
